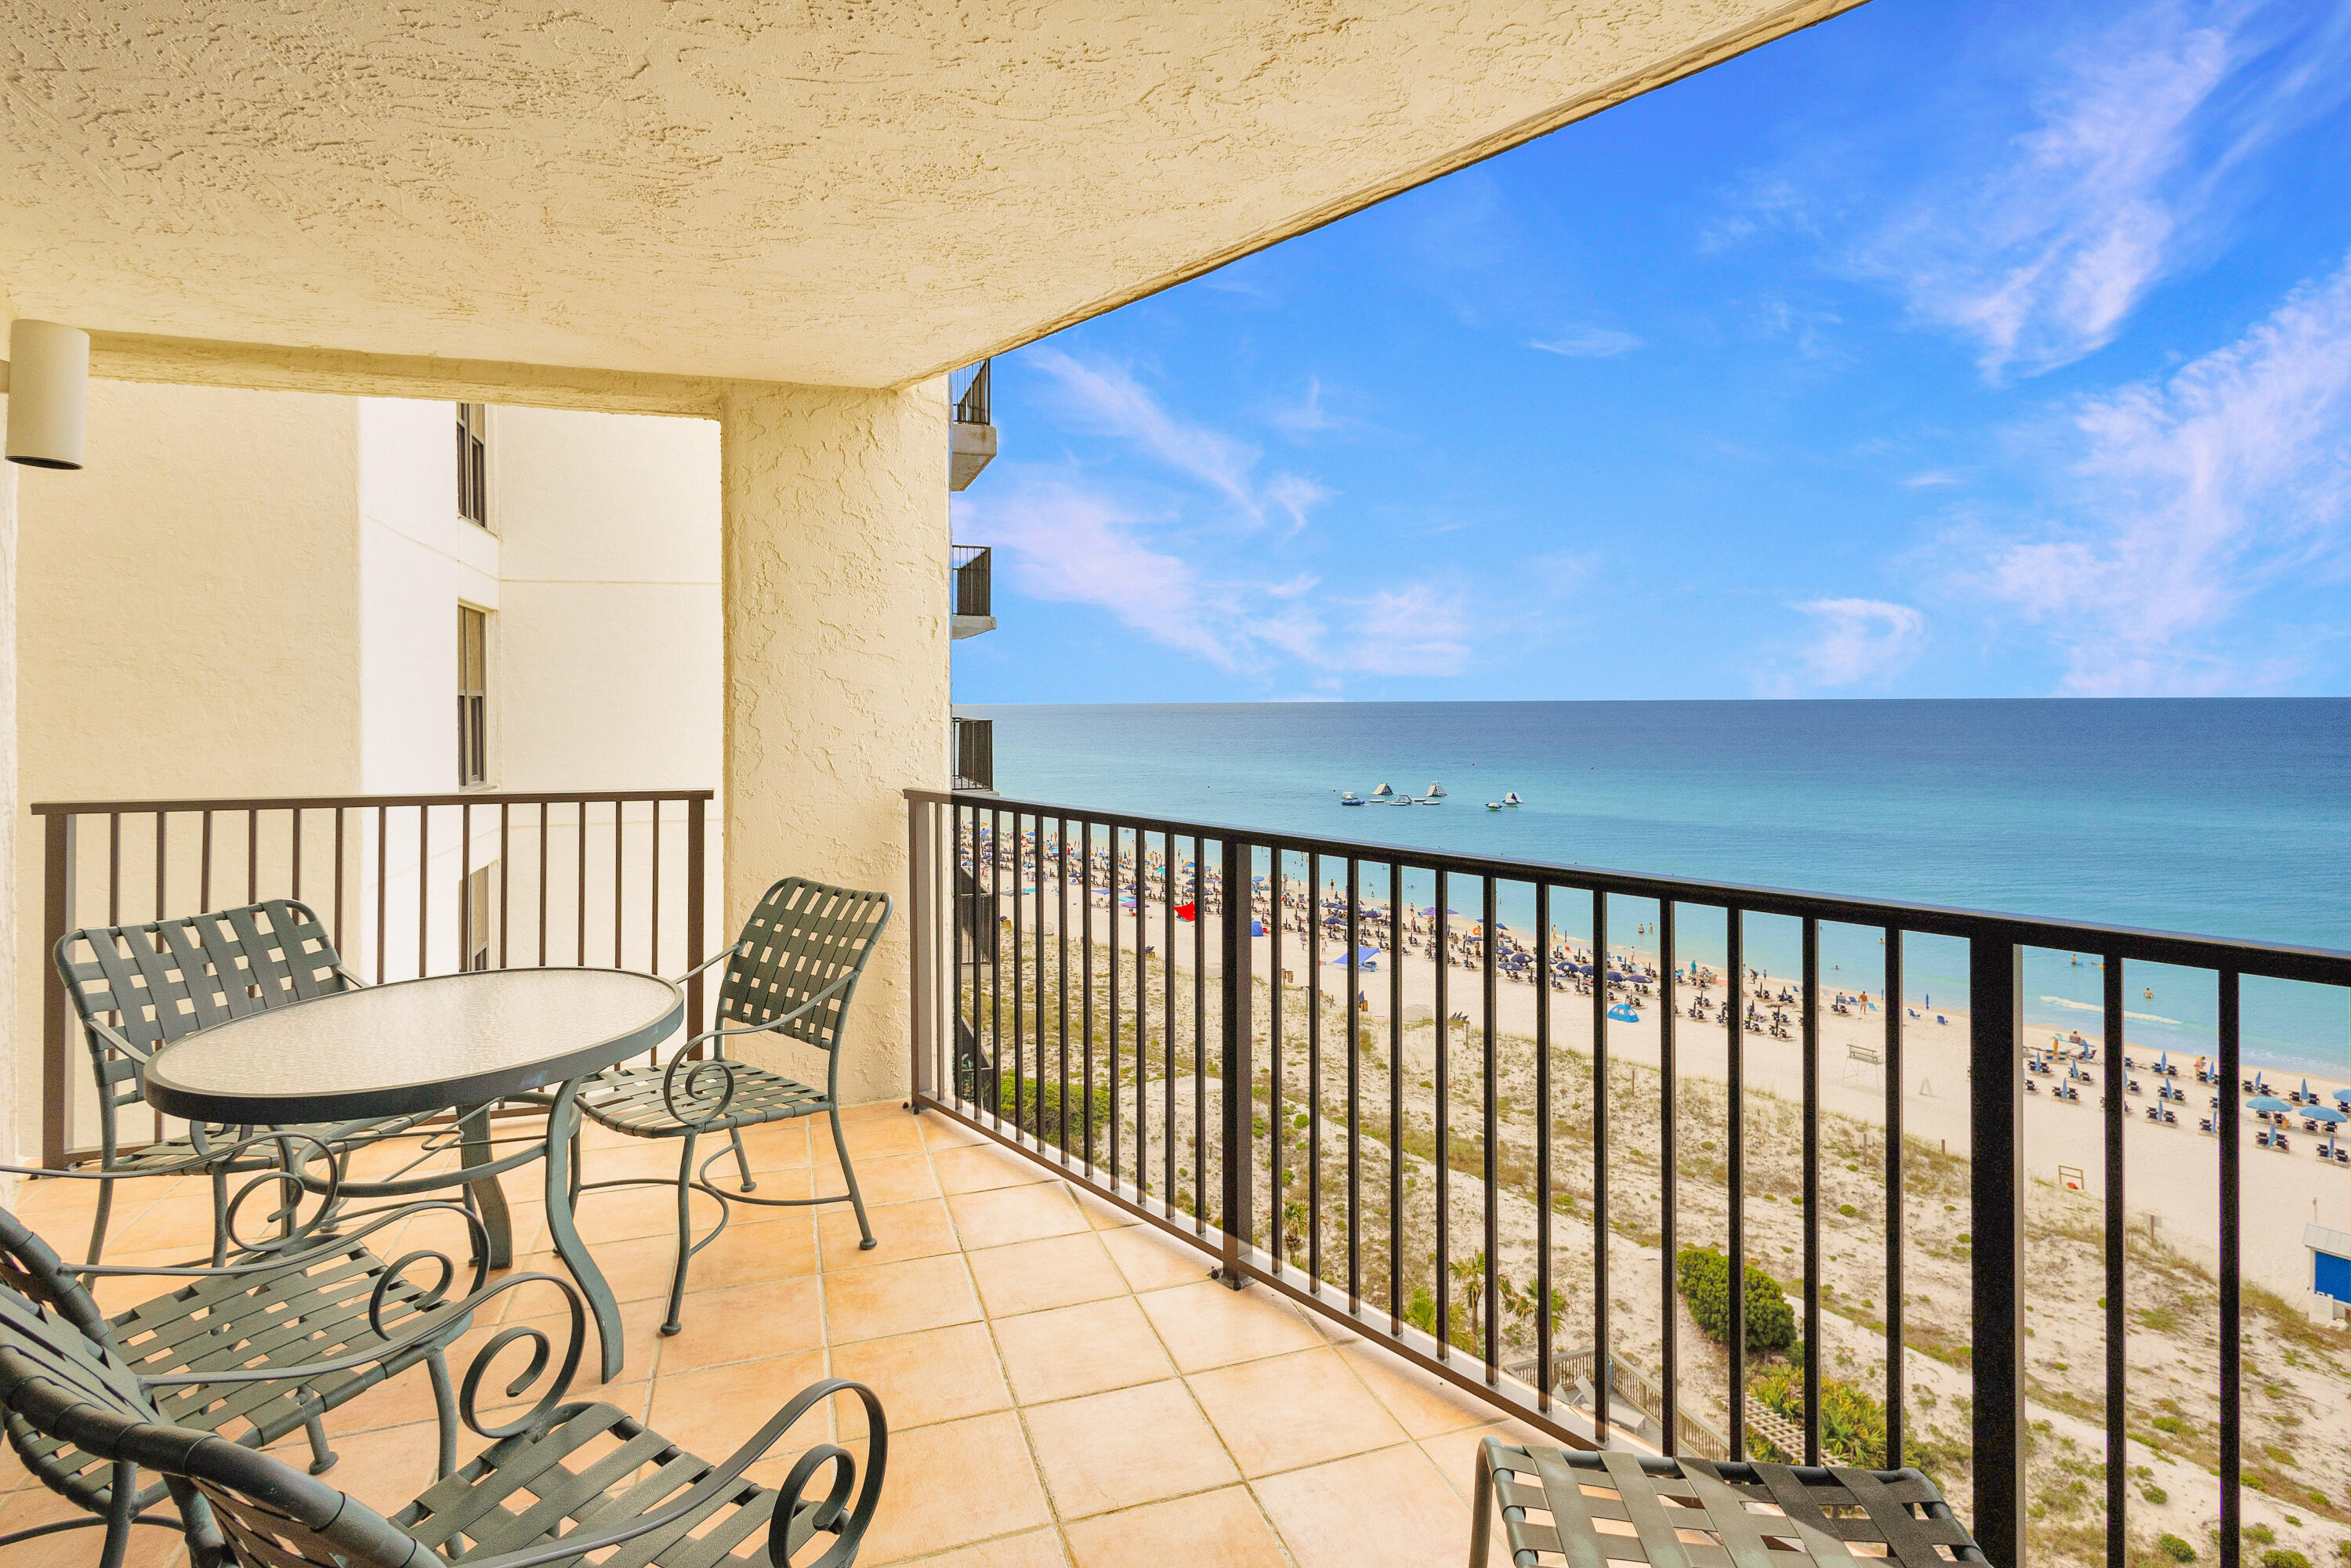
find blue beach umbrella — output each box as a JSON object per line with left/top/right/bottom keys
{"left": 2336, "top": 1088, "right": 2351, "bottom": 1106}
{"left": 2306, "top": 1105, "right": 2346, "bottom": 1124}
{"left": 2247, "top": 1095, "right": 2295, "bottom": 1114}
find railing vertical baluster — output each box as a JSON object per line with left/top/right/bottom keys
{"left": 991, "top": 806, "right": 1005, "bottom": 1128}
{"left": 1269, "top": 853, "right": 1285, "bottom": 1271}
{"left": 245, "top": 808, "right": 257, "bottom": 905}
{"left": 500, "top": 803, "right": 511, "bottom": 971}
{"left": 1217, "top": 833, "right": 1254, "bottom": 1288}
{"left": 1591, "top": 888, "right": 1609, "bottom": 1436}
{"left": 650, "top": 801, "right": 661, "bottom": 974}
{"left": 334, "top": 808, "right": 346, "bottom": 955}
{"left": 538, "top": 805, "right": 550, "bottom": 969}
{"left": 201, "top": 809, "right": 214, "bottom": 914}
{"left": 154, "top": 813, "right": 168, "bottom": 922}
{"left": 107, "top": 812, "right": 121, "bottom": 926}
{"left": 1347, "top": 857, "right": 1364, "bottom": 1308}
{"left": 614, "top": 799, "right": 625, "bottom": 969}
{"left": 418, "top": 805, "right": 430, "bottom": 977}
{"left": 1389, "top": 860, "right": 1404, "bottom": 1330}
{"left": 574, "top": 799, "right": 587, "bottom": 967}
{"left": 1884, "top": 925, "right": 1904, "bottom": 1468}
{"left": 1135, "top": 830, "right": 1147, "bottom": 1197}
{"left": 1308, "top": 850, "right": 1323, "bottom": 1287}
{"left": 1058, "top": 817, "right": 1070, "bottom": 1162}
{"left": 375, "top": 806, "right": 386, "bottom": 982}
{"left": 1657, "top": 899, "right": 1676, "bottom": 1453}
{"left": 461, "top": 802, "right": 473, "bottom": 971}
{"left": 1727, "top": 907, "right": 1746, "bottom": 1459}
{"left": 1967, "top": 929, "right": 2024, "bottom": 1568}
{"left": 686, "top": 796, "right": 704, "bottom": 1038}
{"left": 1108, "top": 825, "right": 1121, "bottom": 1179}
{"left": 1012, "top": 811, "right": 1026, "bottom": 1142}
{"left": 1195, "top": 840, "right": 1208, "bottom": 1229}
{"left": 1534, "top": 881, "right": 1553, "bottom": 1408}
{"left": 1082, "top": 820, "right": 1096, "bottom": 1176}
{"left": 2103, "top": 948, "right": 2126, "bottom": 1564}
{"left": 1164, "top": 834, "right": 1177, "bottom": 1210}
{"left": 42, "top": 811, "right": 77, "bottom": 1168}
{"left": 1433, "top": 869, "right": 1450, "bottom": 1356}
{"left": 1480, "top": 876, "right": 1498, "bottom": 1375}
{"left": 1801, "top": 914, "right": 1821, "bottom": 1465}
{"left": 2219, "top": 968, "right": 2243, "bottom": 1568}
{"left": 290, "top": 806, "right": 302, "bottom": 902}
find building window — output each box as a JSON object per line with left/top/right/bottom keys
{"left": 458, "top": 605, "right": 488, "bottom": 785}
{"left": 456, "top": 402, "right": 489, "bottom": 527}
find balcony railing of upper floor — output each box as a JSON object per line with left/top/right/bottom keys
{"left": 951, "top": 544, "right": 994, "bottom": 637}
{"left": 950, "top": 359, "right": 996, "bottom": 492}
{"left": 903, "top": 786, "right": 2351, "bottom": 1568}
{"left": 951, "top": 717, "right": 994, "bottom": 793}
{"left": 30, "top": 788, "right": 715, "bottom": 1169}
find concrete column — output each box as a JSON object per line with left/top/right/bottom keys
{"left": 719, "top": 380, "right": 949, "bottom": 1105}
{"left": 0, "top": 418, "right": 18, "bottom": 1172}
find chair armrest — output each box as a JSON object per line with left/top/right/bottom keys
{"left": 64, "top": 1199, "right": 490, "bottom": 1298}
{"left": 665, "top": 942, "right": 749, "bottom": 988}
{"left": 677, "top": 969, "right": 862, "bottom": 1054}
{"left": 454, "top": 1377, "right": 884, "bottom": 1568}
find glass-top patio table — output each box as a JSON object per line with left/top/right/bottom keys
{"left": 141, "top": 966, "right": 683, "bottom": 1384}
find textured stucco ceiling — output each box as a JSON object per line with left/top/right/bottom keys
{"left": 3, "top": 0, "right": 1860, "bottom": 389}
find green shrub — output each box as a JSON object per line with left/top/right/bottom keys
{"left": 1751, "top": 1363, "right": 1914, "bottom": 1468}
{"left": 1838, "top": 1203, "right": 1859, "bottom": 1218}
{"left": 2156, "top": 1536, "right": 2195, "bottom": 1563}
{"left": 2248, "top": 1526, "right": 2276, "bottom": 1547}
{"left": 2151, "top": 1416, "right": 2188, "bottom": 1436}
{"left": 1675, "top": 1246, "right": 1795, "bottom": 1355}
{"left": 994, "top": 1075, "right": 1114, "bottom": 1144}
{"left": 2141, "top": 1486, "right": 2168, "bottom": 1505}
{"left": 2259, "top": 1551, "right": 2309, "bottom": 1568}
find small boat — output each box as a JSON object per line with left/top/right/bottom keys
{"left": 1502, "top": 791, "right": 1521, "bottom": 806}
{"left": 1486, "top": 802, "right": 1502, "bottom": 812}
{"left": 1371, "top": 783, "right": 1395, "bottom": 798}
{"left": 1339, "top": 791, "right": 1365, "bottom": 806}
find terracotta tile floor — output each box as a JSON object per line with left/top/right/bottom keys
{"left": 2, "top": 1102, "right": 1527, "bottom": 1566}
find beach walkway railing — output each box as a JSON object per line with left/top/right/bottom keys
{"left": 904, "top": 785, "right": 2351, "bottom": 1568}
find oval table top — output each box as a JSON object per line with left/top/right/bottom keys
{"left": 143, "top": 968, "right": 683, "bottom": 1124}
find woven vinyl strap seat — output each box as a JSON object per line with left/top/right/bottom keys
{"left": 574, "top": 876, "right": 893, "bottom": 1337}
{"left": 1473, "top": 1440, "right": 1988, "bottom": 1568}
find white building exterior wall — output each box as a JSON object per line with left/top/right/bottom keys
{"left": 10, "top": 384, "right": 723, "bottom": 1159}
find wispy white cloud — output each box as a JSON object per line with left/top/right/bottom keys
{"left": 1027, "top": 350, "right": 1335, "bottom": 537}
{"left": 1267, "top": 378, "right": 1339, "bottom": 439}
{"left": 1530, "top": 327, "right": 1643, "bottom": 359}
{"left": 1972, "top": 248, "right": 2351, "bottom": 693}
{"left": 1858, "top": 0, "right": 2351, "bottom": 379}
{"left": 1791, "top": 598, "right": 1929, "bottom": 687}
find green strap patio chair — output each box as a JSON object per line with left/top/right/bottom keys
{"left": 1471, "top": 1438, "right": 1989, "bottom": 1568}
{"left": 0, "top": 1233, "right": 885, "bottom": 1568}
{"left": 0, "top": 1170, "right": 483, "bottom": 1568}
{"left": 575, "top": 875, "right": 893, "bottom": 1335}
{"left": 55, "top": 899, "right": 549, "bottom": 1266}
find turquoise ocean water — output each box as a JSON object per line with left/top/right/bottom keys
{"left": 959, "top": 699, "right": 2351, "bottom": 1079}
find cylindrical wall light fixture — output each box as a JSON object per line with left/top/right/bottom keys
{"left": 4, "top": 319, "right": 92, "bottom": 469}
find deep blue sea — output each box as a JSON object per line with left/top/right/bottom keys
{"left": 959, "top": 699, "right": 2351, "bottom": 1078}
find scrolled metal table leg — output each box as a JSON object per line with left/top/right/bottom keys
{"left": 542, "top": 1078, "right": 625, "bottom": 1383}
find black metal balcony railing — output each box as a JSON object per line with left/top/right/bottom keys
{"left": 951, "top": 719, "right": 994, "bottom": 792}
{"left": 32, "top": 789, "right": 715, "bottom": 1168}
{"left": 951, "top": 545, "right": 992, "bottom": 619}
{"left": 951, "top": 358, "right": 992, "bottom": 427}
{"left": 905, "top": 788, "right": 2351, "bottom": 1568}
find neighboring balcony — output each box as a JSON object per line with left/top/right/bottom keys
{"left": 951, "top": 545, "right": 995, "bottom": 639}
{"left": 950, "top": 360, "right": 996, "bottom": 491}
{"left": 953, "top": 715, "right": 994, "bottom": 792}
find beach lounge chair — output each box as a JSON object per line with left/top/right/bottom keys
{"left": 2145, "top": 1106, "right": 2160, "bottom": 1121}
{"left": 2161, "top": 1108, "right": 2177, "bottom": 1124}
{"left": 2200, "top": 1118, "right": 2216, "bottom": 1134}
{"left": 2025, "top": 1079, "right": 2040, "bottom": 1094}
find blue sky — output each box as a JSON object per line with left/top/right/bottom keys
{"left": 951, "top": 0, "right": 2351, "bottom": 703}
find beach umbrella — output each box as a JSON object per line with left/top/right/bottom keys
{"left": 1175, "top": 901, "right": 1196, "bottom": 922}
{"left": 2307, "top": 1105, "right": 2347, "bottom": 1125}
{"left": 2337, "top": 1088, "right": 2351, "bottom": 1106}
{"left": 2246, "top": 1095, "right": 2295, "bottom": 1114}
